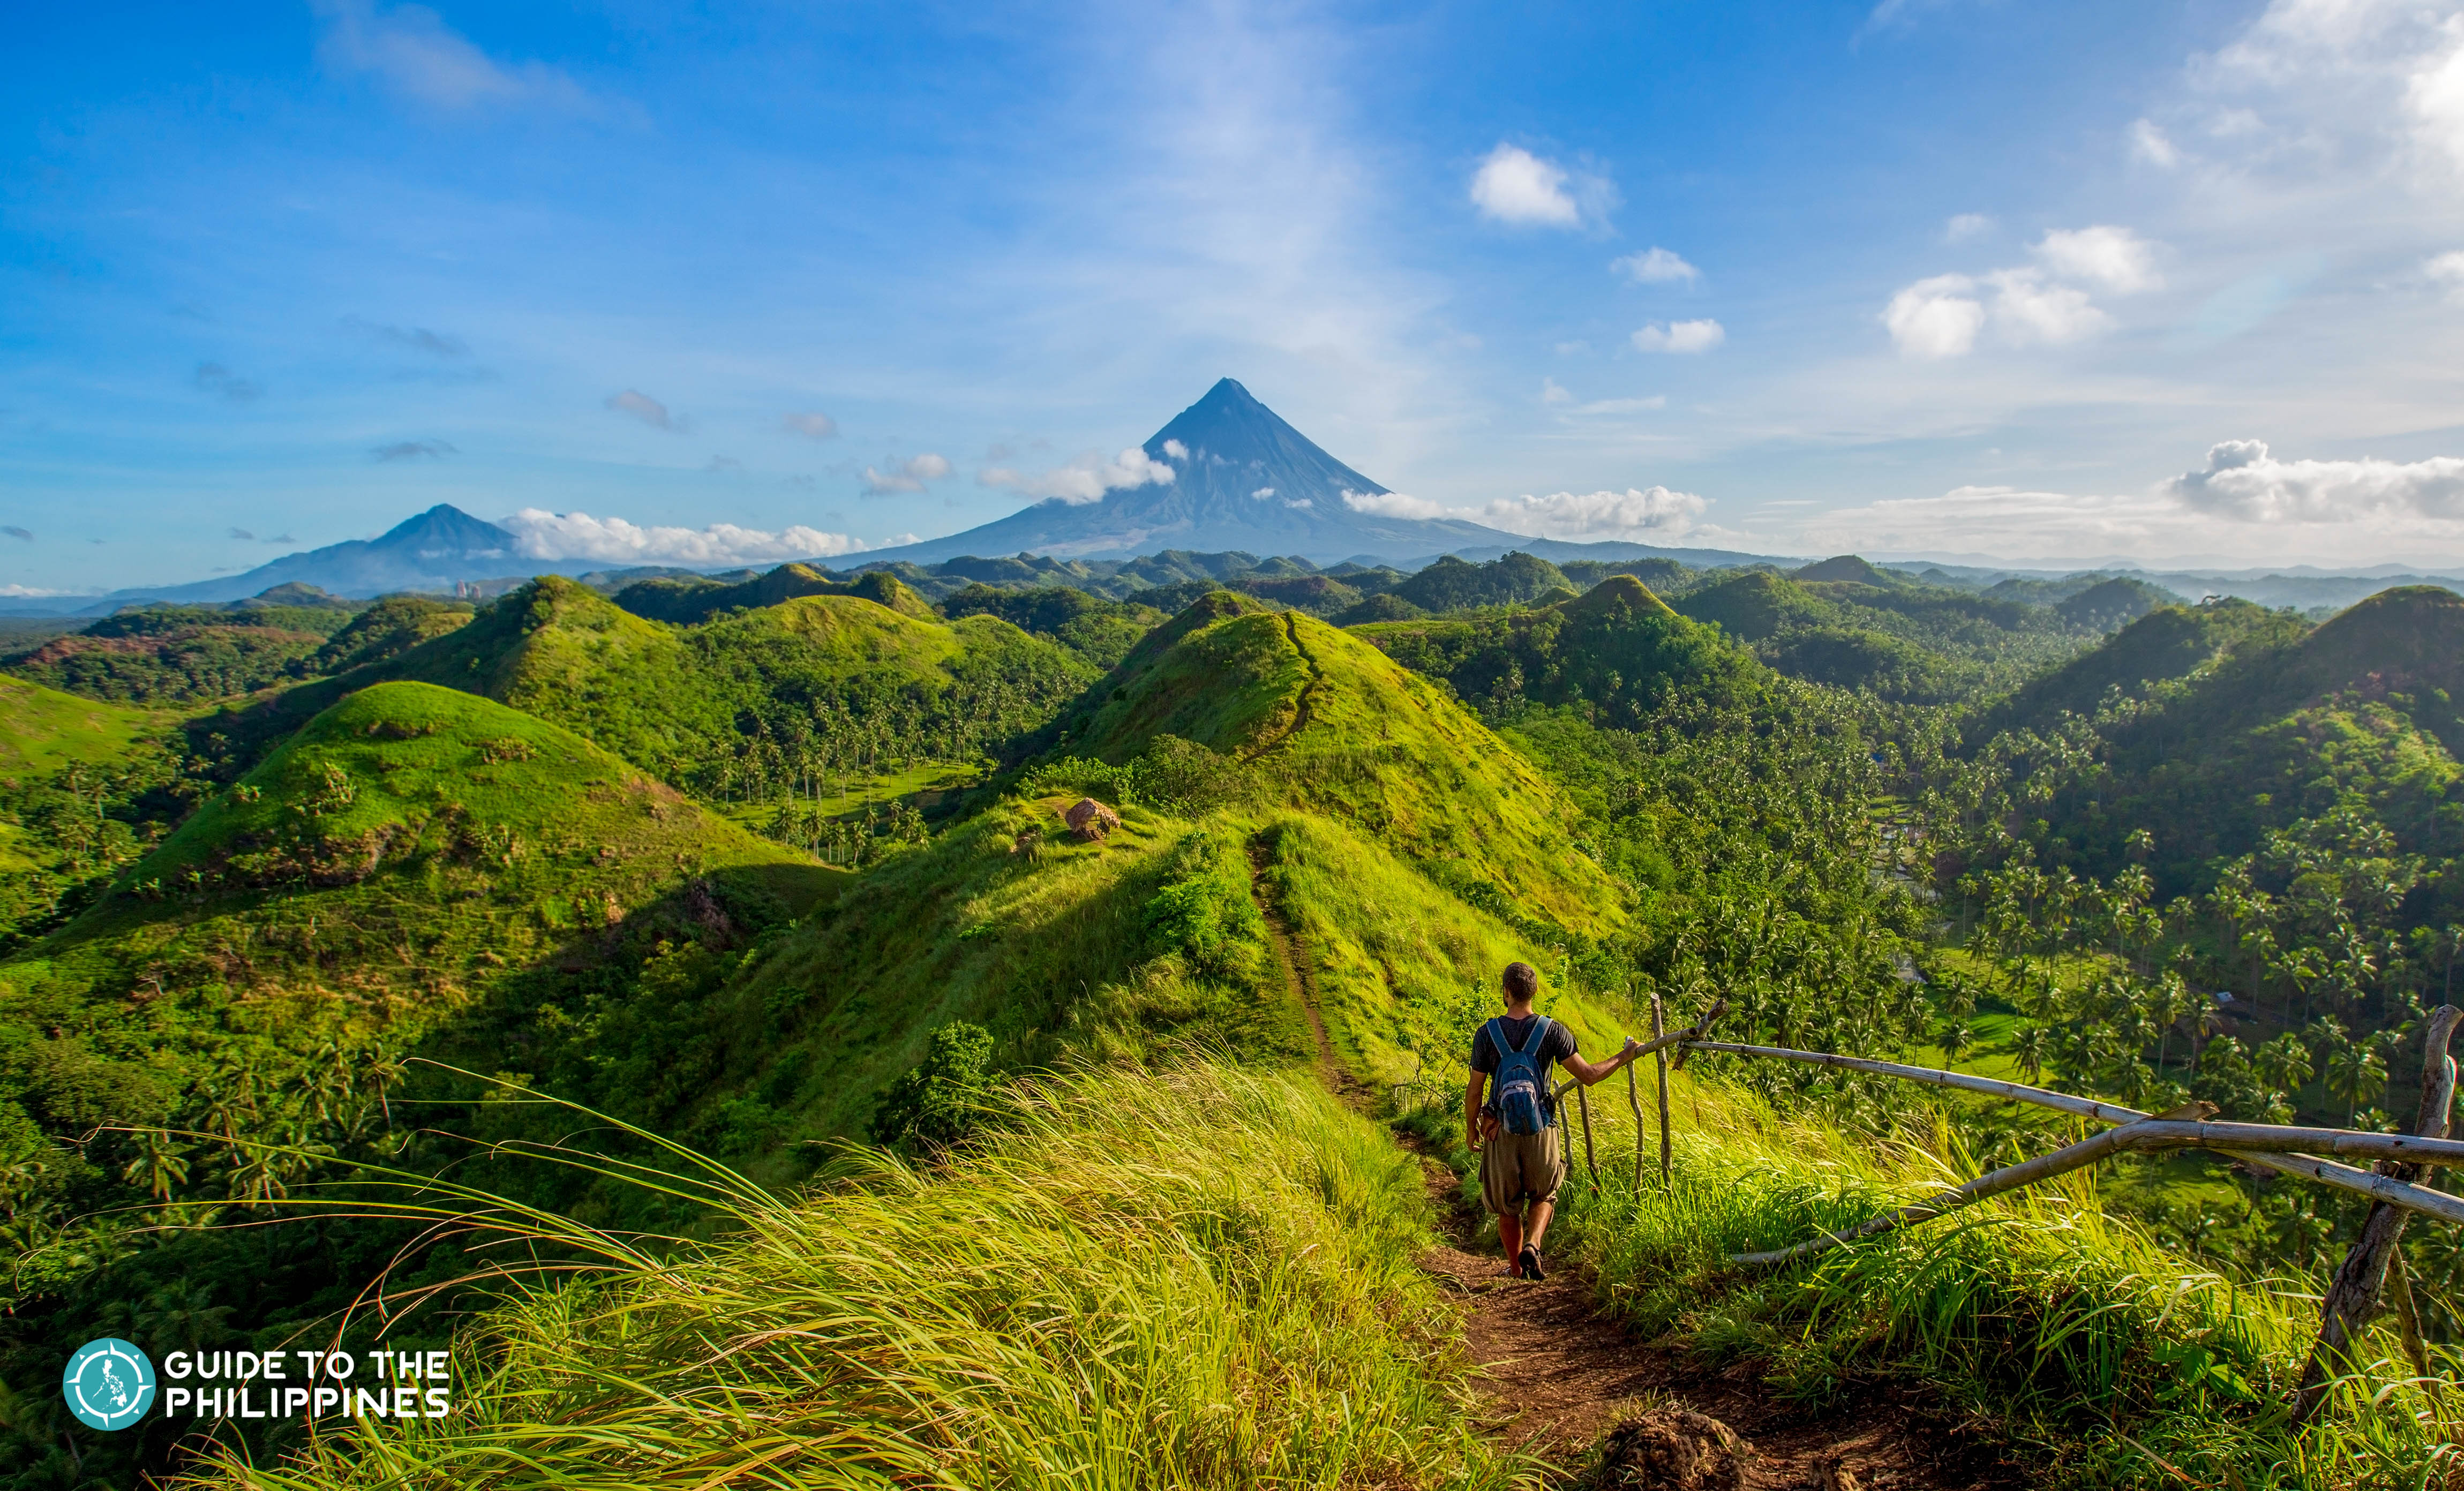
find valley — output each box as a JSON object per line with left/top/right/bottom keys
{"left": 5, "top": 536, "right": 2462, "bottom": 1490}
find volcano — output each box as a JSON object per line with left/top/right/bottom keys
{"left": 858, "top": 379, "right": 1528, "bottom": 565}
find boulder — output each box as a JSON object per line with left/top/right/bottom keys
{"left": 1589, "top": 1407, "right": 1752, "bottom": 1490}
{"left": 1064, "top": 797, "right": 1121, "bottom": 842}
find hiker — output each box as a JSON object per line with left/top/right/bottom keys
{"left": 1464, "top": 961, "right": 1644, "bottom": 1280}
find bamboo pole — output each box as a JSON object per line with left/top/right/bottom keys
{"left": 1650, "top": 993, "right": 1671, "bottom": 1187}
{"left": 1682, "top": 1040, "right": 2146, "bottom": 1125}
{"left": 1575, "top": 1081, "right": 1599, "bottom": 1187}
{"left": 2293, "top": 1004, "right": 2462, "bottom": 1425}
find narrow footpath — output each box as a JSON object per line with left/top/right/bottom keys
{"left": 1243, "top": 847, "right": 2015, "bottom": 1488}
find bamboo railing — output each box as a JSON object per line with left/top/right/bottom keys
{"left": 1659, "top": 1004, "right": 2463, "bottom": 1426}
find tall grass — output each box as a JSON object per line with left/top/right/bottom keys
{"left": 1540, "top": 1072, "right": 2463, "bottom": 1489}
{"left": 184, "top": 1063, "right": 1518, "bottom": 1491}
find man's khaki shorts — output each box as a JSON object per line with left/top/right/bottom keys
{"left": 1479, "top": 1125, "right": 1566, "bottom": 1215}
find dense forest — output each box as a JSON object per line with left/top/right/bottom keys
{"left": 7, "top": 550, "right": 2464, "bottom": 1487}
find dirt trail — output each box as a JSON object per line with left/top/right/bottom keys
{"left": 1413, "top": 1149, "right": 2018, "bottom": 1487}
{"left": 1246, "top": 862, "right": 2010, "bottom": 1486}
{"left": 1245, "top": 833, "right": 1362, "bottom": 1104}
{"left": 1240, "top": 611, "right": 1329, "bottom": 763}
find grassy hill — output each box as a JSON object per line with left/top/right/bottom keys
{"left": 206, "top": 576, "right": 1100, "bottom": 802}
{"left": 614, "top": 563, "right": 937, "bottom": 626}
{"left": 1965, "top": 596, "right": 2307, "bottom": 744}
{"left": 0, "top": 676, "right": 162, "bottom": 780}
{"left": 1352, "top": 575, "right": 1763, "bottom": 728}
{"left": 1063, "top": 592, "right": 1626, "bottom": 935}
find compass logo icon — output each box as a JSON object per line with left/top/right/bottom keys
{"left": 63, "top": 1338, "right": 155, "bottom": 1431}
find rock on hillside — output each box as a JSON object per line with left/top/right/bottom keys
{"left": 1063, "top": 591, "right": 1626, "bottom": 935}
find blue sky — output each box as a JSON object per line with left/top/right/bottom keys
{"left": 8, "top": 0, "right": 2464, "bottom": 593}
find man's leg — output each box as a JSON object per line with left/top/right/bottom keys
{"left": 1524, "top": 1199, "right": 1556, "bottom": 1252}
{"left": 1497, "top": 1209, "right": 1523, "bottom": 1267}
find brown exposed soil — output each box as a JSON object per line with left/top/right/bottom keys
{"left": 1414, "top": 1151, "right": 2024, "bottom": 1489}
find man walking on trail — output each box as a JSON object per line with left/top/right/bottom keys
{"left": 1466, "top": 961, "right": 1644, "bottom": 1281}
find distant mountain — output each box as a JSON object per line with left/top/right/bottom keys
{"left": 5, "top": 506, "right": 599, "bottom": 615}
{"left": 860, "top": 379, "right": 1549, "bottom": 565}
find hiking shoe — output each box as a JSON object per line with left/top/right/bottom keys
{"left": 1519, "top": 1245, "right": 1544, "bottom": 1281}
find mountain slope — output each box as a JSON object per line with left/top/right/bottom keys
{"left": 854, "top": 379, "right": 1528, "bottom": 564}
{"left": 1966, "top": 597, "right": 2306, "bottom": 744}
{"left": 614, "top": 564, "right": 936, "bottom": 626}
{"left": 1063, "top": 592, "right": 1627, "bottom": 936}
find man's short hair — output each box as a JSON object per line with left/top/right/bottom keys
{"left": 1502, "top": 962, "right": 1539, "bottom": 1003}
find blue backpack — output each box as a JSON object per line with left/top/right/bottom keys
{"left": 1485, "top": 1015, "right": 1556, "bottom": 1135}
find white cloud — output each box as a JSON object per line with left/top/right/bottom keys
{"left": 783, "top": 411, "right": 838, "bottom": 440}
{"left": 312, "top": 0, "right": 597, "bottom": 113}
{"left": 1469, "top": 144, "right": 1612, "bottom": 229}
{"left": 1944, "top": 213, "right": 1994, "bottom": 243}
{"left": 1341, "top": 489, "right": 1447, "bottom": 519}
{"left": 1341, "top": 484, "right": 1716, "bottom": 542}
{"left": 1987, "top": 269, "right": 2112, "bottom": 345}
{"left": 2428, "top": 250, "right": 2464, "bottom": 301}
{"left": 0, "top": 584, "right": 75, "bottom": 598}
{"left": 1284, "top": 497, "right": 1313, "bottom": 510}
{"left": 2129, "top": 118, "right": 2182, "bottom": 167}
{"left": 500, "top": 510, "right": 870, "bottom": 564}
{"left": 1612, "top": 247, "right": 1700, "bottom": 283}
{"left": 1631, "top": 319, "right": 1725, "bottom": 353}
{"left": 861, "top": 453, "right": 953, "bottom": 494}
{"left": 1250, "top": 486, "right": 1275, "bottom": 499}
{"left": 2033, "top": 225, "right": 2162, "bottom": 293}
{"left": 1881, "top": 228, "right": 2157, "bottom": 357}
{"left": 1481, "top": 486, "right": 1709, "bottom": 540}
{"left": 1541, "top": 378, "right": 1573, "bottom": 404}
{"left": 2163, "top": 438, "right": 2464, "bottom": 522}
{"left": 606, "top": 389, "right": 677, "bottom": 430}
{"left": 1883, "top": 275, "right": 1986, "bottom": 358}
{"left": 1162, "top": 438, "right": 1189, "bottom": 460}
{"left": 976, "top": 447, "right": 1174, "bottom": 504}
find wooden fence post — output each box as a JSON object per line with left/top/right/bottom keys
{"left": 2292, "top": 1003, "right": 2463, "bottom": 1425}
{"left": 1651, "top": 993, "right": 1672, "bottom": 1187}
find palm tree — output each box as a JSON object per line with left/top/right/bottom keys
{"left": 2253, "top": 1033, "right": 2314, "bottom": 1105}
{"left": 1939, "top": 1023, "right": 1975, "bottom": 1069}
{"left": 2324, "top": 1041, "right": 2388, "bottom": 1128}
{"left": 2010, "top": 1023, "right": 2053, "bottom": 1083}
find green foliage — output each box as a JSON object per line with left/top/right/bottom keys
{"left": 868, "top": 1020, "right": 997, "bottom": 1151}
{"left": 614, "top": 563, "right": 937, "bottom": 626}
{"left": 1354, "top": 576, "right": 1763, "bottom": 727}
{"left": 1554, "top": 1081, "right": 2445, "bottom": 1487}
{"left": 306, "top": 594, "right": 474, "bottom": 673}
{"left": 938, "top": 582, "right": 1163, "bottom": 666}
{"left": 175, "top": 1065, "right": 1513, "bottom": 1491}
{"left": 1392, "top": 551, "right": 1572, "bottom": 612}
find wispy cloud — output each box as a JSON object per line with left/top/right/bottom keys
{"left": 1611, "top": 247, "right": 1699, "bottom": 283}
{"left": 371, "top": 439, "right": 456, "bottom": 461}
{"left": 3, "top": 526, "right": 33, "bottom": 541}
{"left": 228, "top": 527, "right": 256, "bottom": 540}
{"left": 1342, "top": 484, "right": 1719, "bottom": 541}
{"left": 605, "top": 389, "right": 679, "bottom": 430}
{"left": 977, "top": 447, "right": 1174, "bottom": 505}
{"left": 312, "top": 0, "right": 599, "bottom": 114}
{"left": 1632, "top": 319, "right": 1724, "bottom": 353}
{"left": 346, "top": 317, "right": 468, "bottom": 355}
{"left": 783, "top": 411, "right": 839, "bottom": 440}
{"left": 861, "top": 453, "right": 953, "bottom": 495}
{"left": 499, "top": 509, "right": 870, "bottom": 564}
{"left": 194, "top": 362, "right": 262, "bottom": 402}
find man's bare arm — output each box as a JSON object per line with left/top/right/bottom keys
{"left": 1561, "top": 1035, "right": 1643, "bottom": 1087}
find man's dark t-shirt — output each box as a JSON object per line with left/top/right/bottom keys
{"left": 1471, "top": 1014, "right": 1579, "bottom": 1083}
